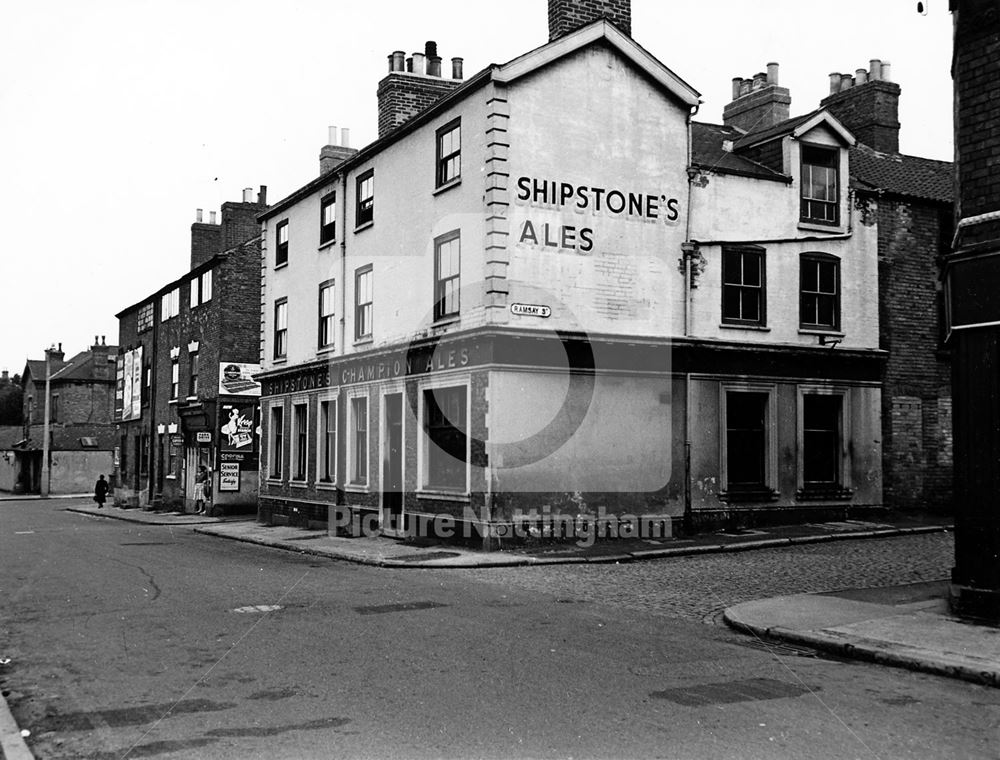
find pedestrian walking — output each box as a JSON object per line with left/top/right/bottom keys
{"left": 93, "top": 474, "right": 109, "bottom": 509}
{"left": 193, "top": 465, "right": 209, "bottom": 514}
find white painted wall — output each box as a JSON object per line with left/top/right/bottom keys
{"left": 505, "top": 45, "right": 690, "bottom": 338}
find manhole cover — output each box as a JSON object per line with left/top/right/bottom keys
{"left": 354, "top": 601, "right": 447, "bottom": 615}
{"left": 651, "top": 677, "right": 815, "bottom": 706}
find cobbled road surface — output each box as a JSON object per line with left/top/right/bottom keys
{"left": 454, "top": 532, "right": 953, "bottom": 624}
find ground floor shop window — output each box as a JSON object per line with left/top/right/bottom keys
{"left": 802, "top": 394, "right": 842, "bottom": 488}
{"left": 317, "top": 396, "right": 337, "bottom": 483}
{"left": 291, "top": 402, "right": 308, "bottom": 482}
{"left": 269, "top": 404, "right": 284, "bottom": 480}
{"left": 350, "top": 396, "right": 368, "bottom": 485}
{"left": 725, "top": 391, "right": 768, "bottom": 491}
{"left": 422, "top": 385, "right": 468, "bottom": 491}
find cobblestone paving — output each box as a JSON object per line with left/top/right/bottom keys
{"left": 455, "top": 533, "right": 953, "bottom": 625}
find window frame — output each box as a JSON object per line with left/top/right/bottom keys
{"left": 137, "top": 302, "right": 154, "bottom": 333}
{"left": 318, "top": 279, "right": 336, "bottom": 350}
{"left": 273, "top": 298, "right": 288, "bottom": 360}
{"left": 354, "top": 265, "right": 373, "bottom": 341}
{"left": 799, "top": 253, "right": 841, "bottom": 332}
{"left": 348, "top": 392, "right": 369, "bottom": 486}
{"left": 320, "top": 192, "right": 337, "bottom": 245}
{"left": 435, "top": 118, "right": 461, "bottom": 188}
{"left": 267, "top": 401, "right": 286, "bottom": 481}
{"left": 160, "top": 288, "right": 179, "bottom": 321}
{"left": 170, "top": 359, "right": 179, "bottom": 400}
{"left": 188, "top": 351, "right": 199, "bottom": 397}
{"left": 796, "top": 386, "right": 852, "bottom": 495}
{"left": 275, "top": 219, "right": 289, "bottom": 267}
{"left": 799, "top": 144, "right": 840, "bottom": 226}
{"left": 721, "top": 245, "right": 766, "bottom": 327}
{"left": 316, "top": 391, "right": 338, "bottom": 486}
{"left": 355, "top": 170, "right": 374, "bottom": 228}
{"left": 291, "top": 400, "right": 309, "bottom": 483}
{"left": 419, "top": 380, "right": 470, "bottom": 494}
{"left": 720, "top": 384, "right": 778, "bottom": 499}
{"left": 433, "top": 231, "right": 461, "bottom": 322}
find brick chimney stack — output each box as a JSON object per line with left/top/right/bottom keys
{"left": 190, "top": 208, "right": 223, "bottom": 271}
{"left": 91, "top": 336, "right": 110, "bottom": 381}
{"left": 191, "top": 187, "right": 269, "bottom": 269}
{"left": 548, "top": 0, "right": 631, "bottom": 40}
{"left": 819, "top": 59, "right": 901, "bottom": 154}
{"left": 376, "top": 40, "right": 464, "bottom": 138}
{"left": 722, "top": 63, "right": 791, "bottom": 133}
{"left": 320, "top": 126, "right": 359, "bottom": 175}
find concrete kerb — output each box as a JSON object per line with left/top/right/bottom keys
{"left": 0, "top": 686, "right": 33, "bottom": 760}
{"left": 193, "top": 523, "right": 950, "bottom": 569}
{"left": 723, "top": 609, "right": 1000, "bottom": 689}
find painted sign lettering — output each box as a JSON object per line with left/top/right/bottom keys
{"left": 511, "top": 303, "right": 552, "bottom": 318}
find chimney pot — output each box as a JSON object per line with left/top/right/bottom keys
{"left": 242, "top": 187, "right": 252, "bottom": 202}
{"left": 94, "top": 336, "right": 99, "bottom": 346}
{"left": 405, "top": 56, "right": 413, "bottom": 73}
{"left": 392, "top": 50, "right": 406, "bottom": 71}
{"left": 731, "top": 77, "right": 742, "bottom": 100}
{"left": 739, "top": 79, "right": 751, "bottom": 97}
{"left": 880, "top": 61, "right": 892, "bottom": 82}
{"left": 766, "top": 62, "right": 779, "bottom": 86}
{"left": 102, "top": 336, "right": 106, "bottom": 345}
{"left": 424, "top": 40, "right": 437, "bottom": 58}
{"left": 258, "top": 185, "right": 267, "bottom": 205}
{"left": 328, "top": 125, "right": 338, "bottom": 145}
{"left": 412, "top": 52, "right": 425, "bottom": 75}
{"left": 829, "top": 72, "right": 841, "bottom": 94}
{"left": 428, "top": 55, "right": 442, "bottom": 77}
{"left": 341, "top": 128, "right": 350, "bottom": 147}
{"left": 452, "top": 57, "right": 464, "bottom": 79}
{"left": 752, "top": 72, "right": 767, "bottom": 90}
{"left": 855, "top": 68, "right": 868, "bottom": 85}
{"left": 869, "top": 59, "right": 882, "bottom": 81}
{"left": 840, "top": 73, "right": 854, "bottom": 91}
{"left": 386, "top": 53, "right": 395, "bottom": 73}
{"left": 210, "top": 211, "right": 217, "bottom": 224}
{"left": 196, "top": 208, "right": 203, "bottom": 223}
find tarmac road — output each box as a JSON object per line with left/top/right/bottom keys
{"left": 1, "top": 497, "right": 997, "bottom": 759}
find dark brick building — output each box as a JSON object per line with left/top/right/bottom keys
{"left": 115, "top": 188, "right": 268, "bottom": 512}
{"left": 2, "top": 340, "right": 118, "bottom": 494}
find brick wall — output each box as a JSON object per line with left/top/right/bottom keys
{"left": 376, "top": 74, "right": 462, "bottom": 138}
{"left": 877, "top": 196, "right": 952, "bottom": 509}
{"left": 820, "top": 80, "right": 901, "bottom": 154}
{"left": 548, "top": 0, "right": 631, "bottom": 40}
{"left": 190, "top": 223, "right": 222, "bottom": 270}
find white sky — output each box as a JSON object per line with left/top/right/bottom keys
{"left": 0, "top": 0, "right": 953, "bottom": 375}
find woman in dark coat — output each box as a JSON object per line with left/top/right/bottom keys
{"left": 93, "top": 474, "right": 109, "bottom": 508}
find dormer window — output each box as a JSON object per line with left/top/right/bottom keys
{"left": 800, "top": 145, "right": 839, "bottom": 226}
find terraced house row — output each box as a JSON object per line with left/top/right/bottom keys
{"left": 252, "top": 0, "right": 952, "bottom": 546}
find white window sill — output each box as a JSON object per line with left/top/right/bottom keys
{"left": 433, "top": 178, "right": 461, "bottom": 196}
{"left": 316, "top": 481, "right": 338, "bottom": 491}
{"left": 344, "top": 484, "right": 369, "bottom": 494}
{"left": 318, "top": 239, "right": 338, "bottom": 252}
{"left": 799, "top": 329, "right": 844, "bottom": 337}
{"left": 353, "top": 337, "right": 373, "bottom": 347}
{"left": 274, "top": 262, "right": 288, "bottom": 271}
{"left": 797, "top": 221, "right": 846, "bottom": 234}
{"left": 354, "top": 221, "right": 374, "bottom": 234}
{"left": 417, "top": 489, "right": 470, "bottom": 503}
{"left": 719, "top": 323, "right": 770, "bottom": 332}
{"left": 289, "top": 481, "right": 309, "bottom": 489}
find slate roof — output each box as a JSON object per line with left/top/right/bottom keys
{"left": 23, "top": 347, "right": 118, "bottom": 386}
{"left": 730, "top": 111, "right": 819, "bottom": 151}
{"left": 691, "top": 122, "right": 789, "bottom": 181}
{"left": 849, "top": 144, "right": 953, "bottom": 204}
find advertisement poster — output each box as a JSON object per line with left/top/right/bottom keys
{"left": 114, "top": 355, "right": 125, "bottom": 420}
{"left": 130, "top": 346, "right": 143, "bottom": 420}
{"left": 219, "top": 401, "right": 259, "bottom": 468}
{"left": 121, "top": 351, "right": 133, "bottom": 421}
{"left": 219, "top": 462, "right": 240, "bottom": 492}
{"left": 218, "top": 362, "right": 261, "bottom": 397}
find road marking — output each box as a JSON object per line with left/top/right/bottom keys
{"left": 232, "top": 605, "right": 283, "bottom": 614}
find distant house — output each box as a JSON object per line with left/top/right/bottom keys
{"left": 1, "top": 339, "right": 118, "bottom": 494}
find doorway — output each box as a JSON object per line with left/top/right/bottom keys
{"left": 381, "top": 392, "right": 404, "bottom": 537}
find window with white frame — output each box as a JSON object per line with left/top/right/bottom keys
{"left": 268, "top": 403, "right": 285, "bottom": 480}
{"left": 190, "top": 270, "right": 212, "bottom": 308}
{"left": 800, "top": 145, "right": 839, "bottom": 225}
{"left": 422, "top": 384, "right": 468, "bottom": 491}
{"left": 275, "top": 220, "right": 289, "bottom": 266}
{"left": 318, "top": 279, "right": 335, "bottom": 350}
{"left": 274, "top": 299, "right": 288, "bottom": 359}
{"left": 137, "top": 302, "right": 154, "bottom": 332}
{"left": 436, "top": 119, "right": 461, "bottom": 187}
{"left": 320, "top": 192, "right": 336, "bottom": 245}
{"left": 317, "top": 394, "right": 337, "bottom": 484}
{"left": 355, "top": 266, "right": 373, "bottom": 340}
{"left": 291, "top": 401, "right": 308, "bottom": 482}
{"left": 160, "top": 288, "right": 179, "bottom": 321}
{"left": 800, "top": 253, "right": 841, "bottom": 331}
{"left": 349, "top": 395, "right": 368, "bottom": 485}
{"left": 188, "top": 352, "right": 198, "bottom": 397}
{"left": 434, "top": 232, "right": 460, "bottom": 322}
{"left": 356, "top": 170, "right": 374, "bottom": 227}
{"left": 170, "top": 359, "right": 179, "bottom": 399}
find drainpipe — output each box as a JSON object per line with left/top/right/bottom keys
{"left": 41, "top": 348, "right": 52, "bottom": 497}
{"left": 682, "top": 104, "right": 700, "bottom": 535}
{"left": 339, "top": 171, "right": 348, "bottom": 355}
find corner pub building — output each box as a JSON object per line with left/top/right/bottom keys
{"left": 257, "top": 0, "right": 885, "bottom": 546}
